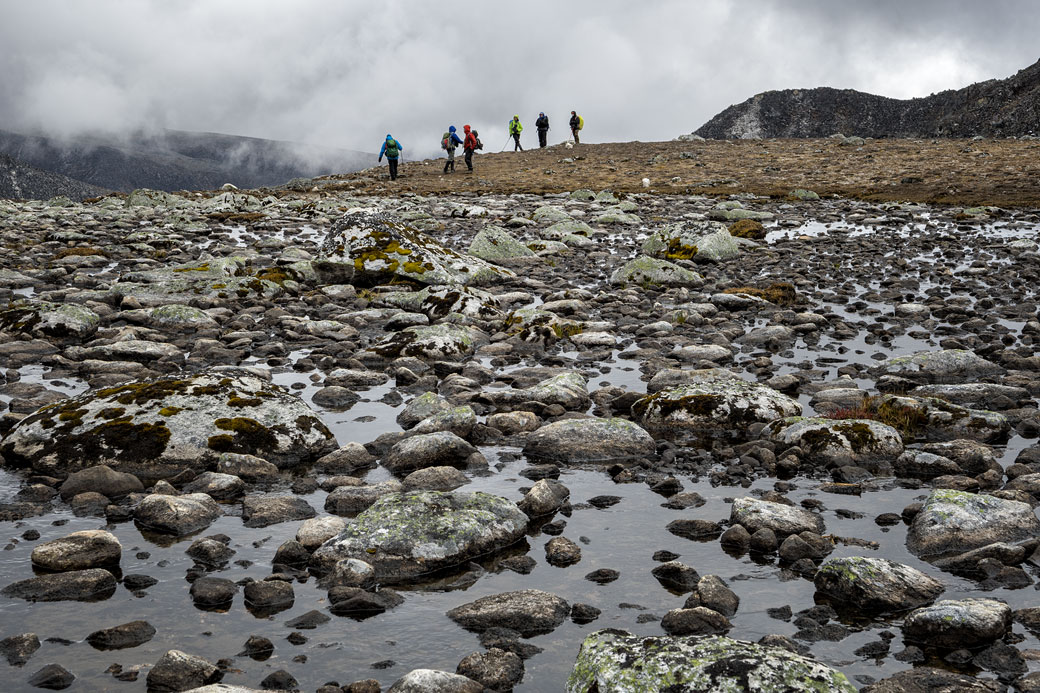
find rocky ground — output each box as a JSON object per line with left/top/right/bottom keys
{"left": 0, "top": 158, "right": 1039, "bottom": 691}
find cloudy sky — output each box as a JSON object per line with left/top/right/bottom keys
{"left": 2, "top": 0, "right": 1037, "bottom": 157}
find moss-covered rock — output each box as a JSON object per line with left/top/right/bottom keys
{"left": 814, "top": 556, "right": 944, "bottom": 614}
{"left": 633, "top": 369, "right": 801, "bottom": 442}
{"left": 531, "top": 205, "right": 572, "bottom": 224}
{"left": 0, "top": 370, "right": 336, "bottom": 480}
{"left": 0, "top": 301, "right": 100, "bottom": 343}
{"left": 310, "top": 490, "right": 528, "bottom": 583}
{"left": 367, "top": 323, "right": 489, "bottom": 361}
{"left": 902, "top": 598, "right": 1011, "bottom": 649}
{"left": 468, "top": 225, "right": 536, "bottom": 262}
{"left": 567, "top": 630, "right": 855, "bottom": 693}
{"left": 610, "top": 256, "right": 703, "bottom": 288}
{"left": 763, "top": 417, "right": 904, "bottom": 469}
{"left": 319, "top": 211, "right": 515, "bottom": 287}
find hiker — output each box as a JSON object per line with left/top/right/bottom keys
{"left": 463, "top": 124, "right": 479, "bottom": 172}
{"left": 509, "top": 115, "right": 523, "bottom": 151}
{"left": 442, "top": 125, "right": 463, "bottom": 174}
{"left": 378, "top": 134, "right": 403, "bottom": 180}
{"left": 535, "top": 112, "right": 550, "bottom": 148}
{"left": 569, "top": 111, "right": 583, "bottom": 144}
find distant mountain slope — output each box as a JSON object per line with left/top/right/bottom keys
{"left": 0, "top": 153, "right": 109, "bottom": 201}
{"left": 0, "top": 129, "right": 371, "bottom": 193}
{"left": 694, "top": 59, "right": 1040, "bottom": 139}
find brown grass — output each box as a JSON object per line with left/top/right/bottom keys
{"left": 311, "top": 138, "right": 1040, "bottom": 208}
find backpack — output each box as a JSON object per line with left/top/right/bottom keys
{"left": 577, "top": 116, "right": 584, "bottom": 131}
{"left": 385, "top": 139, "right": 399, "bottom": 157}
{"left": 441, "top": 132, "right": 451, "bottom": 150}
{"left": 475, "top": 136, "right": 483, "bottom": 150}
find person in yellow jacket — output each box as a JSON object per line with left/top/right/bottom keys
{"left": 509, "top": 115, "right": 523, "bottom": 151}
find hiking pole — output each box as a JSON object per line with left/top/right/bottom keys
{"left": 501, "top": 136, "right": 511, "bottom": 152}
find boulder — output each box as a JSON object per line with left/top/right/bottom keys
{"left": 517, "top": 479, "right": 570, "bottom": 517}
{"left": 469, "top": 225, "right": 536, "bottom": 261}
{"left": 296, "top": 516, "right": 348, "bottom": 551}
{"left": 325, "top": 480, "right": 404, "bottom": 516}
{"left": 456, "top": 647, "right": 524, "bottom": 692}
{"left": 661, "top": 606, "right": 731, "bottom": 635}
{"left": 311, "top": 491, "right": 528, "bottom": 583}
{"left": 145, "top": 649, "right": 222, "bottom": 692}
{"left": 871, "top": 349, "right": 1004, "bottom": 385}
{"left": 481, "top": 371, "right": 590, "bottom": 412}
{"left": 447, "top": 589, "right": 570, "bottom": 637}
{"left": 522, "top": 418, "right": 655, "bottom": 464}
{"left": 387, "top": 669, "right": 484, "bottom": 693}
{"left": 134, "top": 493, "right": 221, "bottom": 536}
{"left": 814, "top": 557, "right": 944, "bottom": 613}
{"left": 85, "top": 620, "right": 156, "bottom": 651}
{"left": 368, "top": 323, "right": 489, "bottom": 361}
{"left": 902, "top": 598, "right": 1012, "bottom": 649}
{"left": 764, "top": 417, "right": 904, "bottom": 469}
{"left": 241, "top": 495, "right": 315, "bottom": 528}
{"left": 633, "top": 369, "right": 801, "bottom": 442}
{"left": 861, "top": 666, "right": 1006, "bottom": 692}
{"left": 609, "top": 256, "right": 703, "bottom": 287}
{"left": 874, "top": 394, "right": 1010, "bottom": 443}
{"left": 0, "top": 632, "right": 40, "bottom": 666}
{"left": 730, "top": 497, "right": 824, "bottom": 536}
{"left": 2, "top": 568, "right": 117, "bottom": 602}
{"left": 567, "top": 630, "right": 855, "bottom": 692}
{"left": 58, "top": 465, "right": 143, "bottom": 500}
{"left": 319, "top": 211, "right": 514, "bottom": 287}
{"left": 0, "top": 301, "right": 100, "bottom": 343}
{"left": 30, "top": 530, "right": 121, "bottom": 571}
{"left": 382, "top": 432, "right": 478, "bottom": 475}
{"left": 182, "top": 471, "right": 245, "bottom": 500}
{"left": 0, "top": 370, "right": 337, "bottom": 480}
{"left": 906, "top": 488, "right": 1040, "bottom": 560}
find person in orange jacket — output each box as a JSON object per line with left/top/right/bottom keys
{"left": 462, "top": 124, "right": 479, "bottom": 172}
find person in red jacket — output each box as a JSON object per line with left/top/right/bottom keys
{"left": 463, "top": 124, "right": 478, "bottom": 172}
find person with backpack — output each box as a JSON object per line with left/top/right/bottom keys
{"left": 535, "top": 112, "right": 550, "bottom": 148}
{"left": 441, "top": 125, "right": 463, "bottom": 174}
{"left": 509, "top": 115, "right": 523, "bottom": 151}
{"left": 378, "top": 134, "right": 403, "bottom": 180}
{"left": 570, "top": 111, "right": 583, "bottom": 144}
{"left": 463, "top": 124, "right": 479, "bottom": 172}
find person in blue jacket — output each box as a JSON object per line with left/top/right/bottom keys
{"left": 443, "top": 125, "right": 463, "bottom": 174}
{"left": 378, "top": 134, "right": 403, "bottom": 180}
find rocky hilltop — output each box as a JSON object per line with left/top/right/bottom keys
{"left": 0, "top": 153, "right": 108, "bottom": 201}
{"left": 694, "top": 58, "right": 1040, "bottom": 139}
{"left": 0, "top": 128, "right": 371, "bottom": 195}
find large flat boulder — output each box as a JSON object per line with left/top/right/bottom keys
{"left": 907, "top": 489, "right": 1040, "bottom": 560}
{"left": 814, "top": 557, "right": 944, "bottom": 614}
{"left": 311, "top": 491, "right": 528, "bottom": 584}
{"left": 1, "top": 370, "right": 337, "bottom": 480}
{"left": 522, "top": 418, "right": 655, "bottom": 464}
{"left": 763, "top": 417, "right": 903, "bottom": 469}
{"left": 567, "top": 630, "right": 855, "bottom": 692}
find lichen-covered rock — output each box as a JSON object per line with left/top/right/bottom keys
{"left": 0, "top": 370, "right": 337, "bottom": 479}
{"left": 447, "top": 589, "right": 570, "bottom": 637}
{"left": 502, "top": 307, "right": 584, "bottom": 345}
{"left": 110, "top": 255, "right": 286, "bottom": 306}
{"left": 146, "top": 304, "right": 220, "bottom": 329}
{"left": 410, "top": 406, "right": 477, "bottom": 439}
{"left": 906, "top": 488, "right": 1040, "bottom": 560}
{"left": 861, "top": 666, "right": 1006, "bottom": 693}
{"left": 522, "top": 418, "right": 655, "bottom": 464}
{"left": 0, "top": 301, "right": 100, "bottom": 343}
{"left": 468, "top": 224, "right": 536, "bottom": 261}
{"left": 730, "top": 497, "right": 824, "bottom": 536}
{"left": 633, "top": 369, "right": 801, "bottom": 441}
{"left": 609, "top": 256, "right": 703, "bottom": 287}
{"left": 311, "top": 491, "right": 528, "bottom": 583}
{"left": 482, "top": 371, "right": 590, "bottom": 412}
{"left": 320, "top": 211, "right": 515, "bottom": 287}
{"left": 814, "top": 557, "right": 944, "bottom": 613}
{"left": 874, "top": 394, "right": 1010, "bottom": 443}
{"left": 909, "top": 383, "right": 1031, "bottom": 411}
{"left": 30, "top": 530, "right": 121, "bottom": 572}
{"left": 134, "top": 493, "right": 222, "bottom": 536}
{"left": 902, "top": 598, "right": 1011, "bottom": 649}
{"left": 871, "top": 349, "right": 1005, "bottom": 384}
{"left": 763, "top": 417, "right": 904, "bottom": 469}
{"left": 367, "top": 323, "right": 489, "bottom": 361}
{"left": 380, "top": 285, "right": 502, "bottom": 323}
{"left": 567, "top": 630, "right": 855, "bottom": 693}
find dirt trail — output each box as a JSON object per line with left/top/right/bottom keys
{"left": 318, "top": 138, "right": 1040, "bottom": 207}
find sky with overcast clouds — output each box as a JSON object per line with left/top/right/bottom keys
{"left": 1, "top": 0, "right": 1038, "bottom": 158}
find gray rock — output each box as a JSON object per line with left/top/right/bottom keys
{"left": 814, "top": 557, "right": 944, "bottom": 613}
{"left": 190, "top": 577, "right": 238, "bottom": 608}
{"left": 2, "top": 568, "right": 117, "bottom": 602}
{"left": 893, "top": 450, "right": 962, "bottom": 479}
{"left": 401, "top": 466, "right": 469, "bottom": 492}
{"left": 730, "top": 497, "right": 824, "bottom": 536}
{"left": 213, "top": 452, "right": 280, "bottom": 480}
{"left": 295, "top": 516, "right": 348, "bottom": 551}
{"left": 30, "top": 530, "right": 121, "bottom": 571}
{"left": 567, "top": 630, "right": 855, "bottom": 692}
{"left": 58, "top": 465, "right": 143, "bottom": 500}
{"left": 910, "top": 383, "right": 1031, "bottom": 410}
{"left": 545, "top": 536, "right": 582, "bottom": 566}
{"left": 651, "top": 561, "right": 701, "bottom": 592}
{"left": 661, "top": 606, "right": 732, "bottom": 635}
{"left": 691, "top": 574, "right": 740, "bottom": 617}
{"left": 517, "top": 479, "right": 570, "bottom": 517}
{"left": 764, "top": 417, "right": 903, "bottom": 469}
{"left": 634, "top": 369, "right": 801, "bottom": 441}
{"left": 903, "top": 598, "right": 1011, "bottom": 649}
{"left": 311, "top": 491, "right": 528, "bottom": 583}
{"left": 383, "top": 431, "right": 478, "bottom": 475}
{"left": 411, "top": 406, "right": 477, "bottom": 439}
{"left": 456, "top": 647, "right": 524, "bottom": 692}
{"left": 861, "top": 666, "right": 1005, "bottom": 692}
{"left": 27, "top": 663, "right": 75, "bottom": 690}
{"left": 522, "top": 417, "right": 655, "bottom": 464}
{"left": 447, "top": 589, "right": 570, "bottom": 637}
{"left": 906, "top": 489, "right": 1040, "bottom": 560}
{"left": 872, "top": 349, "right": 1005, "bottom": 385}
{"left": 0, "top": 370, "right": 336, "bottom": 480}
{"left": 314, "top": 443, "right": 377, "bottom": 474}
{"left": 134, "top": 493, "right": 221, "bottom": 536}
{"left": 877, "top": 394, "right": 1010, "bottom": 443}
{"left": 182, "top": 471, "right": 245, "bottom": 500}
{"left": 243, "top": 580, "right": 294, "bottom": 612}
{"left": 241, "top": 495, "right": 315, "bottom": 528}
{"left": 397, "top": 392, "right": 455, "bottom": 429}
{"left": 85, "top": 620, "right": 156, "bottom": 651}
{"left": 368, "top": 323, "right": 489, "bottom": 361}
{"left": 146, "top": 649, "right": 222, "bottom": 692}
{"left": 0, "top": 632, "right": 40, "bottom": 666}
{"left": 324, "top": 480, "right": 403, "bottom": 516}
{"left": 387, "top": 669, "right": 484, "bottom": 693}
{"left": 609, "top": 256, "right": 703, "bottom": 287}
{"left": 482, "top": 371, "right": 590, "bottom": 412}
{"left": 469, "top": 225, "right": 536, "bottom": 261}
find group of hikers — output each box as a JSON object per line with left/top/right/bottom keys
{"left": 376, "top": 110, "right": 584, "bottom": 180}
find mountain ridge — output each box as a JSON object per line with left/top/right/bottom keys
{"left": 693, "top": 58, "right": 1040, "bottom": 139}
